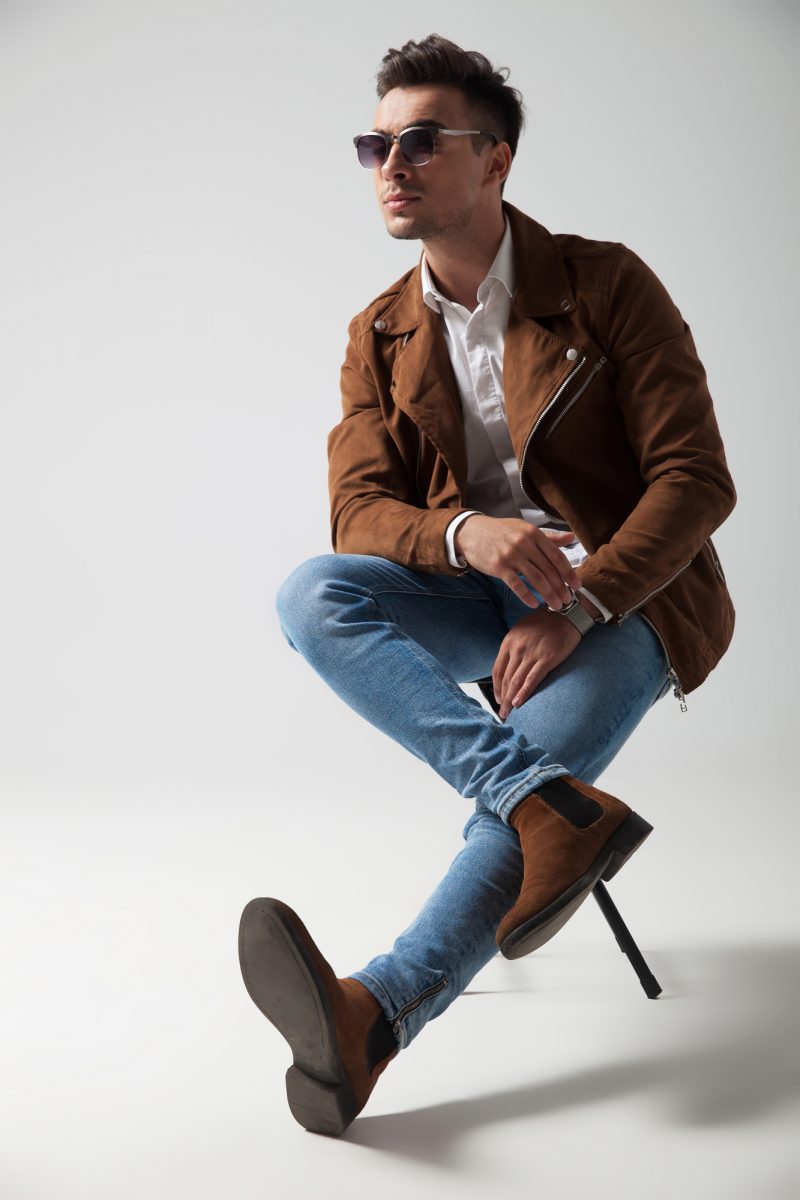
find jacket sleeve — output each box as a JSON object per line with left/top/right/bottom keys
{"left": 327, "top": 317, "right": 473, "bottom": 573}
{"left": 576, "top": 246, "right": 737, "bottom": 621}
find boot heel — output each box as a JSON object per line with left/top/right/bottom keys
{"left": 601, "top": 812, "right": 654, "bottom": 882}
{"left": 285, "top": 1065, "right": 356, "bottom": 1137}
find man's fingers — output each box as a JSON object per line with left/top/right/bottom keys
{"left": 508, "top": 659, "right": 541, "bottom": 704}
{"left": 498, "top": 652, "right": 524, "bottom": 709}
{"left": 493, "top": 640, "right": 522, "bottom": 705}
{"left": 496, "top": 654, "right": 536, "bottom": 718}
{"left": 501, "top": 571, "right": 542, "bottom": 610}
{"left": 540, "top": 529, "right": 575, "bottom": 544}
{"left": 505, "top": 531, "right": 577, "bottom": 606}
{"left": 537, "top": 539, "right": 580, "bottom": 592}
{"left": 520, "top": 547, "right": 573, "bottom": 608}
{"left": 502, "top": 663, "right": 548, "bottom": 716}
{"left": 487, "top": 527, "right": 578, "bottom": 608}
{"left": 534, "top": 531, "right": 580, "bottom": 588}
{"left": 492, "top": 645, "right": 511, "bottom": 700}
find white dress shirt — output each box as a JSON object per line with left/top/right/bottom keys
{"left": 420, "top": 216, "right": 612, "bottom": 622}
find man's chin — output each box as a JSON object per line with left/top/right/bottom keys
{"left": 384, "top": 215, "right": 423, "bottom": 240}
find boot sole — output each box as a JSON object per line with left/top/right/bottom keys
{"left": 238, "top": 897, "right": 357, "bottom": 1136}
{"left": 499, "top": 811, "right": 653, "bottom": 960}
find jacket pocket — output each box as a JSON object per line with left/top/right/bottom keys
{"left": 543, "top": 355, "right": 607, "bottom": 439}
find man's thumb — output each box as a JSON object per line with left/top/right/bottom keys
{"left": 541, "top": 529, "right": 575, "bottom": 542}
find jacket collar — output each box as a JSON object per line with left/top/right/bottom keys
{"left": 374, "top": 200, "right": 576, "bottom": 334}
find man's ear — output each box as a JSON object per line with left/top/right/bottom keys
{"left": 488, "top": 142, "right": 512, "bottom": 187}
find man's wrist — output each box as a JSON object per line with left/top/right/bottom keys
{"left": 452, "top": 511, "right": 482, "bottom": 562}
{"left": 550, "top": 589, "right": 597, "bottom": 636}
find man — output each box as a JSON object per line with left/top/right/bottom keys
{"left": 238, "top": 35, "right": 736, "bottom": 1137}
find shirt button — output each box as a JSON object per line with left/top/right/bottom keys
{"left": 566, "top": 347, "right": 578, "bottom": 360}
{"left": 374, "top": 319, "right": 388, "bottom": 331}
{"left": 560, "top": 299, "right": 571, "bottom": 311}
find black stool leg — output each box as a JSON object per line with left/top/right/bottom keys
{"left": 592, "top": 881, "right": 662, "bottom": 998}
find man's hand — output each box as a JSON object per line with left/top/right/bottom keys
{"left": 492, "top": 608, "right": 582, "bottom": 720}
{"left": 455, "top": 514, "right": 580, "bottom": 610}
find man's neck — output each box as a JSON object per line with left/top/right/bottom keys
{"left": 422, "top": 208, "right": 506, "bottom": 312}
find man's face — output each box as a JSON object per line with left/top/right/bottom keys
{"left": 369, "top": 84, "right": 499, "bottom": 242}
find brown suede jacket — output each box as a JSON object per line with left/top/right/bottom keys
{"left": 327, "top": 200, "right": 736, "bottom": 700}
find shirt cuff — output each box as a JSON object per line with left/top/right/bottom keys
{"left": 578, "top": 586, "right": 613, "bottom": 624}
{"left": 445, "top": 511, "right": 482, "bottom": 568}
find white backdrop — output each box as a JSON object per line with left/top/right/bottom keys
{"left": 1, "top": 0, "right": 796, "bottom": 790}
{"left": 2, "top": 3, "right": 798, "bottom": 1198}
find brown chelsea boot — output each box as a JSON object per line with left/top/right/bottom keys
{"left": 238, "top": 897, "right": 398, "bottom": 1136}
{"left": 495, "top": 774, "right": 653, "bottom": 959}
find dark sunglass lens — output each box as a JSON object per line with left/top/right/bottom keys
{"left": 356, "top": 134, "right": 387, "bottom": 169}
{"left": 400, "top": 128, "right": 435, "bottom": 164}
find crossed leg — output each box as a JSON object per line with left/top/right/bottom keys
{"left": 275, "top": 552, "right": 670, "bottom": 1050}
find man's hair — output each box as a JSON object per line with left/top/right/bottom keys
{"left": 375, "top": 34, "right": 526, "bottom": 197}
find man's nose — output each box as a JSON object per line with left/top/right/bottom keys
{"left": 380, "top": 140, "right": 410, "bottom": 179}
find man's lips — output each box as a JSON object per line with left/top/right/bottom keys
{"left": 385, "top": 195, "right": 420, "bottom": 210}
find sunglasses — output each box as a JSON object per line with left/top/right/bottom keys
{"left": 353, "top": 125, "right": 498, "bottom": 169}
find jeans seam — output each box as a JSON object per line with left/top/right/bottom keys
{"left": 370, "top": 587, "right": 493, "bottom": 603}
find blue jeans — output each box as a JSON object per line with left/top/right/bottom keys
{"left": 275, "top": 553, "right": 670, "bottom": 1050}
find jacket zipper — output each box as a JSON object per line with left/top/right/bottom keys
{"left": 705, "top": 537, "right": 726, "bottom": 583}
{"left": 517, "top": 357, "right": 587, "bottom": 513}
{"left": 618, "top": 556, "right": 694, "bottom": 622}
{"left": 517, "top": 353, "right": 606, "bottom": 503}
{"left": 638, "top": 611, "right": 688, "bottom": 713}
{"left": 523, "top": 356, "right": 587, "bottom": 459}
{"left": 391, "top": 977, "right": 448, "bottom": 1037}
{"left": 619, "top": 555, "right": 693, "bottom": 714}
{"left": 634, "top": 540, "right": 722, "bottom": 712}
{"left": 544, "top": 356, "right": 607, "bottom": 439}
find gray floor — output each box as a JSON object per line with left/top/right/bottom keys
{"left": 4, "top": 773, "right": 798, "bottom": 1200}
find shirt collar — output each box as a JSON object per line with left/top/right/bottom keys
{"left": 421, "top": 214, "right": 514, "bottom": 313}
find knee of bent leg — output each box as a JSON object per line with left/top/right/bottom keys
{"left": 274, "top": 554, "right": 339, "bottom": 648}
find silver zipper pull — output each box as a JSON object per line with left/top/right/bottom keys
{"left": 669, "top": 668, "right": 688, "bottom": 713}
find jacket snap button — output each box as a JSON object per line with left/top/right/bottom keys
{"left": 560, "top": 299, "right": 571, "bottom": 311}
{"left": 374, "top": 319, "right": 388, "bottom": 331}
{"left": 566, "top": 347, "right": 578, "bottom": 360}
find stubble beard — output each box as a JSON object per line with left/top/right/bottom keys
{"left": 385, "top": 201, "right": 474, "bottom": 242}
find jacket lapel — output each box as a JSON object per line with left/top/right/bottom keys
{"left": 501, "top": 203, "right": 585, "bottom": 460}
{"left": 390, "top": 306, "right": 468, "bottom": 497}
{"left": 502, "top": 303, "right": 578, "bottom": 463}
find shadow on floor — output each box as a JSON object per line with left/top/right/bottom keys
{"left": 345, "top": 942, "right": 800, "bottom": 1163}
